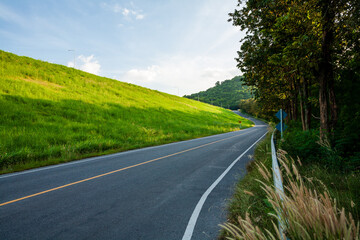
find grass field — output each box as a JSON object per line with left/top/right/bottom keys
{"left": 0, "top": 50, "right": 253, "bottom": 173}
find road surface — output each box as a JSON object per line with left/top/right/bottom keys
{"left": 0, "top": 111, "right": 267, "bottom": 239}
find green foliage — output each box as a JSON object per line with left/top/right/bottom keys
{"left": 299, "top": 163, "right": 360, "bottom": 222}
{"left": 229, "top": 0, "right": 360, "bottom": 170}
{"left": 223, "top": 1, "right": 360, "bottom": 235}
{"left": 334, "top": 67, "right": 360, "bottom": 171}
{"left": 0, "top": 50, "right": 253, "bottom": 173}
{"left": 279, "top": 122, "right": 357, "bottom": 171}
{"left": 238, "top": 98, "right": 272, "bottom": 121}
{"left": 183, "top": 76, "right": 253, "bottom": 110}
{"left": 279, "top": 127, "right": 322, "bottom": 164}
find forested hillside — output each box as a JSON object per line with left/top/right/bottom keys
{"left": 184, "top": 76, "right": 252, "bottom": 109}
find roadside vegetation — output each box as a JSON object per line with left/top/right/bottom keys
{"left": 221, "top": 0, "right": 359, "bottom": 239}
{"left": 222, "top": 145, "right": 359, "bottom": 239}
{"left": 221, "top": 128, "right": 359, "bottom": 239}
{"left": 0, "top": 50, "right": 253, "bottom": 174}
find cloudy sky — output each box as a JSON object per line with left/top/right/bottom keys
{"left": 0, "top": 0, "right": 245, "bottom": 96}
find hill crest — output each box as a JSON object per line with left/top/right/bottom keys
{"left": 0, "top": 50, "right": 253, "bottom": 173}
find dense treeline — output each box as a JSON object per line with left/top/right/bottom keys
{"left": 230, "top": 0, "right": 360, "bottom": 169}
{"left": 184, "top": 76, "right": 252, "bottom": 109}
{"left": 238, "top": 98, "right": 267, "bottom": 119}
{"left": 221, "top": 2, "right": 360, "bottom": 237}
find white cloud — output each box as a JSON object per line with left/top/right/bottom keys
{"left": 68, "top": 55, "right": 101, "bottom": 75}
{"left": 127, "top": 9, "right": 144, "bottom": 20}
{"left": 122, "top": 8, "right": 130, "bottom": 16}
{"left": 101, "top": 3, "right": 144, "bottom": 20}
{"left": 119, "top": 56, "right": 240, "bottom": 96}
{"left": 135, "top": 14, "right": 144, "bottom": 20}
{"left": 125, "top": 65, "right": 161, "bottom": 82}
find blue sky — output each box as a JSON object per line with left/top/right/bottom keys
{"left": 0, "top": 0, "right": 245, "bottom": 96}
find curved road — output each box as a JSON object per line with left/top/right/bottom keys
{"left": 0, "top": 111, "right": 267, "bottom": 239}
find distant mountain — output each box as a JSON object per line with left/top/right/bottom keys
{"left": 184, "top": 76, "right": 253, "bottom": 109}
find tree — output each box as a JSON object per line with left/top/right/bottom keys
{"left": 229, "top": 0, "right": 360, "bottom": 141}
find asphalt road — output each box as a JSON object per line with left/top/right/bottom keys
{"left": 0, "top": 111, "right": 267, "bottom": 240}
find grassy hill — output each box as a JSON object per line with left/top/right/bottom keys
{"left": 0, "top": 50, "right": 253, "bottom": 173}
{"left": 184, "top": 76, "right": 253, "bottom": 109}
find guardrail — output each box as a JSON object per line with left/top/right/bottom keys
{"left": 271, "top": 130, "right": 286, "bottom": 239}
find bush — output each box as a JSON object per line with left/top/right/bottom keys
{"left": 280, "top": 126, "right": 359, "bottom": 171}
{"left": 280, "top": 129, "right": 322, "bottom": 164}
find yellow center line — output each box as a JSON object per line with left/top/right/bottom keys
{"left": 0, "top": 131, "right": 249, "bottom": 207}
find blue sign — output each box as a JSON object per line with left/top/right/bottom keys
{"left": 275, "top": 109, "right": 287, "bottom": 120}
{"left": 276, "top": 109, "right": 288, "bottom": 138}
{"left": 276, "top": 122, "right": 288, "bottom": 131}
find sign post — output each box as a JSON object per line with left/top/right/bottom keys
{"left": 239, "top": 120, "right": 242, "bottom": 129}
{"left": 275, "top": 109, "right": 288, "bottom": 138}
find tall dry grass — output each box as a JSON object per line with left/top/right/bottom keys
{"left": 221, "top": 149, "right": 359, "bottom": 240}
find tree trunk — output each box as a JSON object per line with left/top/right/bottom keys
{"left": 287, "top": 81, "right": 294, "bottom": 121}
{"left": 306, "top": 100, "right": 311, "bottom": 130}
{"left": 293, "top": 79, "right": 298, "bottom": 121}
{"left": 319, "top": 71, "right": 328, "bottom": 139}
{"left": 319, "top": 0, "right": 335, "bottom": 141}
{"left": 303, "top": 77, "right": 311, "bottom": 130}
{"left": 298, "top": 79, "right": 306, "bottom": 131}
{"left": 285, "top": 102, "right": 292, "bottom": 122}
{"left": 328, "top": 77, "right": 338, "bottom": 131}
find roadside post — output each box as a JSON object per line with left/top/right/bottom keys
{"left": 275, "top": 109, "right": 288, "bottom": 138}
{"left": 239, "top": 120, "right": 242, "bottom": 129}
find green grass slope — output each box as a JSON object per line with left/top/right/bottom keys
{"left": 0, "top": 50, "right": 253, "bottom": 173}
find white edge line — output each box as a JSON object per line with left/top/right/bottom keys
{"left": 0, "top": 128, "right": 261, "bottom": 179}
{"left": 181, "top": 131, "right": 268, "bottom": 240}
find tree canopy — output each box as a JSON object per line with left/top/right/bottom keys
{"left": 229, "top": 0, "right": 359, "bottom": 131}
{"left": 229, "top": 0, "right": 360, "bottom": 166}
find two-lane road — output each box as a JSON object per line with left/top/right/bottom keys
{"left": 0, "top": 111, "right": 267, "bottom": 239}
